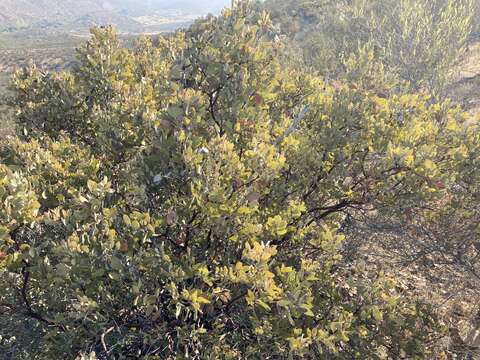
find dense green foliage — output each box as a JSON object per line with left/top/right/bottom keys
{"left": 1, "top": 1, "right": 479, "bottom": 359}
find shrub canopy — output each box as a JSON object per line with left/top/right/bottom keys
{"left": 0, "top": 2, "right": 476, "bottom": 359}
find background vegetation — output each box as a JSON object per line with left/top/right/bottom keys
{"left": 1, "top": 0, "right": 480, "bottom": 358}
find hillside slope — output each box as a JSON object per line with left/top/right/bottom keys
{"left": 0, "top": 0, "right": 230, "bottom": 33}
{"left": 0, "top": 1, "right": 111, "bottom": 28}
{"left": 447, "top": 41, "right": 480, "bottom": 113}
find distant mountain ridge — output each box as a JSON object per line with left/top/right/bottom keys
{"left": 0, "top": 0, "right": 230, "bottom": 33}
{"left": 0, "top": 1, "right": 109, "bottom": 28}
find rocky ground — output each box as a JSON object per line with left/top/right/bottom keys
{"left": 448, "top": 42, "right": 480, "bottom": 114}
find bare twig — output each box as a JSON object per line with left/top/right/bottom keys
{"left": 101, "top": 326, "right": 115, "bottom": 356}
{"left": 275, "top": 106, "right": 310, "bottom": 145}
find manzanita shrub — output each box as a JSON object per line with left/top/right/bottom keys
{"left": 3, "top": 2, "right": 476, "bottom": 359}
